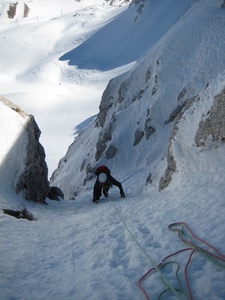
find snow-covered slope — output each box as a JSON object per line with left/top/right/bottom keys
{"left": 0, "top": 0, "right": 130, "bottom": 22}
{"left": 60, "top": 0, "right": 195, "bottom": 70}
{"left": 0, "top": 0, "right": 131, "bottom": 174}
{"left": 51, "top": 0, "right": 225, "bottom": 199}
{"left": 1, "top": 1, "right": 225, "bottom": 300}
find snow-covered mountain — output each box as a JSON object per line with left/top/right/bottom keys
{"left": 0, "top": 0, "right": 131, "bottom": 175}
{"left": 1, "top": 1, "right": 225, "bottom": 299}
{"left": 59, "top": 0, "right": 195, "bottom": 70}
{"left": 51, "top": 0, "right": 225, "bottom": 200}
{"left": 0, "top": 0, "right": 131, "bottom": 21}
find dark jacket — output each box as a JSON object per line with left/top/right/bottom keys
{"left": 93, "top": 166, "right": 125, "bottom": 201}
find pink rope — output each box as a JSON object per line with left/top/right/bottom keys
{"left": 138, "top": 222, "right": 225, "bottom": 300}
{"left": 138, "top": 248, "right": 192, "bottom": 300}
{"left": 169, "top": 222, "right": 225, "bottom": 263}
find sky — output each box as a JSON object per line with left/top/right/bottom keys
{"left": 1, "top": 0, "right": 225, "bottom": 300}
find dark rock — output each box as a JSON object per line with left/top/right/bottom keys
{"left": 16, "top": 115, "right": 49, "bottom": 203}
{"left": 105, "top": 145, "right": 118, "bottom": 159}
{"left": 0, "top": 96, "right": 50, "bottom": 203}
{"left": 48, "top": 186, "right": 64, "bottom": 201}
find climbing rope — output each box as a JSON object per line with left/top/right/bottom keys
{"left": 107, "top": 195, "right": 225, "bottom": 299}
{"left": 108, "top": 196, "right": 183, "bottom": 300}
{"left": 168, "top": 222, "right": 225, "bottom": 267}
{"left": 138, "top": 248, "right": 191, "bottom": 300}
{"left": 138, "top": 222, "right": 225, "bottom": 300}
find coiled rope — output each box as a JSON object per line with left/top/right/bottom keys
{"left": 107, "top": 195, "right": 225, "bottom": 299}
{"left": 168, "top": 222, "right": 225, "bottom": 267}
{"left": 138, "top": 222, "right": 225, "bottom": 300}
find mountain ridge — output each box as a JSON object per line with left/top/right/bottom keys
{"left": 59, "top": 0, "right": 196, "bottom": 70}
{"left": 51, "top": 0, "right": 225, "bottom": 200}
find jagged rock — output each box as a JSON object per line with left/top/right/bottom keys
{"left": 16, "top": 115, "right": 50, "bottom": 203}
{"left": 159, "top": 87, "right": 225, "bottom": 191}
{"left": 48, "top": 186, "right": 64, "bottom": 201}
{"left": 95, "top": 140, "right": 107, "bottom": 161}
{"left": 165, "top": 103, "right": 186, "bottom": 124}
{"left": 145, "top": 68, "right": 151, "bottom": 83}
{"left": 146, "top": 173, "right": 152, "bottom": 185}
{"left": 105, "top": 0, "right": 131, "bottom": 5}
{"left": 195, "top": 88, "right": 225, "bottom": 147}
{"left": 0, "top": 96, "right": 49, "bottom": 203}
{"left": 131, "top": 89, "right": 145, "bottom": 102}
{"left": 165, "top": 96, "right": 198, "bottom": 124}
{"left": 7, "top": 2, "right": 30, "bottom": 19}
{"left": 177, "top": 87, "right": 187, "bottom": 102}
{"left": 159, "top": 148, "right": 177, "bottom": 191}
{"left": 80, "top": 158, "right": 87, "bottom": 172}
{"left": 118, "top": 82, "right": 128, "bottom": 103}
{"left": 132, "top": 0, "right": 145, "bottom": 17}
{"left": 3, "top": 207, "right": 36, "bottom": 221}
{"left": 133, "top": 129, "right": 144, "bottom": 146}
{"left": 159, "top": 96, "right": 197, "bottom": 190}
{"left": 105, "top": 145, "right": 118, "bottom": 159}
{"left": 95, "top": 122, "right": 113, "bottom": 160}
{"left": 24, "top": 3, "right": 29, "bottom": 18}
{"left": 97, "top": 80, "right": 114, "bottom": 127}
{"left": 7, "top": 3, "right": 18, "bottom": 19}
{"left": 145, "top": 117, "right": 155, "bottom": 139}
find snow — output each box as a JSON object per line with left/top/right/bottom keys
{"left": 0, "top": 0, "right": 131, "bottom": 176}
{"left": 1, "top": 0, "right": 225, "bottom": 300}
{"left": 0, "top": 100, "right": 30, "bottom": 199}
{"left": 60, "top": 0, "right": 195, "bottom": 70}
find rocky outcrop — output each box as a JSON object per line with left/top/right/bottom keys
{"left": 160, "top": 87, "right": 225, "bottom": 191}
{"left": 7, "top": 2, "right": 30, "bottom": 19}
{"left": 47, "top": 186, "right": 64, "bottom": 201}
{"left": 16, "top": 115, "right": 50, "bottom": 203}
{"left": 0, "top": 96, "right": 50, "bottom": 203}
{"left": 97, "top": 80, "right": 114, "bottom": 128}
{"left": 159, "top": 96, "right": 197, "bottom": 191}
{"left": 195, "top": 88, "right": 225, "bottom": 147}
{"left": 105, "top": 0, "right": 131, "bottom": 5}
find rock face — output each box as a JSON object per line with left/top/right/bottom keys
{"left": 195, "top": 88, "right": 225, "bottom": 147}
{"left": 0, "top": 96, "right": 50, "bottom": 203}
{"left": 159, "top": 86, "right": 225, "bottom": 191}
{"left": 7, "top": 2, "right": 29, "bottom": 19}
{"left": 50, "top": 0, "right": 225, "bottom": 200}
{"left": 159, "top": 96, "right": 197, "bottom": 191}
{"left": 16, "top": 115, "right": 50, "bottom": 203}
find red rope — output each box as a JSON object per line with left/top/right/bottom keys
{"left": 138, "top": 248, "right": 192, "bottom": 300}
{"left": 170, "top": 222, "right": 223, "bottom": 253}
{"left": 169, "top": 222, "right": 225, "bottom": 263}
{"left": 138, "top": 222, "right": 225, "bottom": 300}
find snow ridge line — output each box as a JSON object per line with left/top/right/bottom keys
{"left": 108, "top": 196, "right": 182, "bottom": 299}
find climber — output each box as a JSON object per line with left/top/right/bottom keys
{"left": 93, "top": 165, "right": 125, "bottom": 203}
